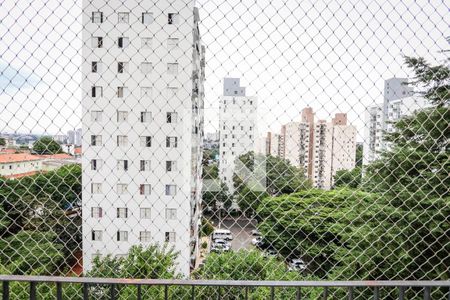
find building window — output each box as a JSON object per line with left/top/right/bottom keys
{"left": 142, "top": 12, "right": 154, "bottom": 24}
{"left": 116, "top": 207, "right": 128, "bottom": 218}
{"left": 118, "top": 37, "right": 130, "bottom": 48}
{"left": 167, "top": 63, "right": 178, "bottom": 75}
{"left": 166, "top": 112, "right": 177, "bottom": 123}
{"left": 167, "top": 38, "right": 179, "bottom": 49}
{"left": 118, "top": 62, "right": 128, "bottom": 73}
{"left": 140, "top": 62, "right": 153, "bottom": 74}
{"left": 140, "top": 208, "right": 151, "bottom": 219}
{"left": 141, "top": 87, "right": 152, "bottom": 98}
{"left": 117, "top": 184, "right": 128, "bottom": 195}
{"left": 90, "top": 159, "right": 103, "bottom": 170}
{"left": 166, "top": 137, "right": 178, "bottom": 148}
{"left": 141, "top": 37, "right": 152, "bottom": 49}
{"left": 117, "top": 231, "right": 128, "bottom": 242}
{"left": 140, "top": 231, "right": 151, "bottom": 242}
{"left": 91, "top": 61, "right": 102, "bottom": 73}
{"left": 140, "top": 111, "right": 151, "bottom": 123}
{"left": 117, "top": 86, "right": 128, "bottom": 98}
{"left": 140, "top": 184, "right": 151, "bottom": 195}
{"left": 92, "top": 230, "right": 103, "bottom": 241}
{"left": 92, "top": 37, "right": 103, "bottom": 48}
{"left": 165, "top": 232, "right": 176, "bottom": 243}
{"left": 140, "top": 160, "right": 150, "bottom": 171}
{"left": 117, "top": 110, "right": 128, "bottom": 122}
{"left": 165, "top": 184, "right": 177, "bottom": 196}
{"left": 91, "top": 12, "right": 103, "bottom": 23}
{"left": 140, "top": 136, "right": 152, "bottom": 147}
{"left": 90, "top": 110, "right": 102, "bottom": 122}
{"left": 117, "top": 160, "right": 128, "bottom": 171}
{"left": 91, "top": 207, "right": 103, "bottom": 218}
{"left": 168, "top": 13, "right": 179, "bottom": 24}
{"left": 91, "top": 86, "right": 103, "bottom": 97}
{"left": 118, "top": 12, "right": 129, "bottom": 23}
{"left": 117, "top": 135, "right": 128, "bottom": 147}
{"left": 91, "top": 183, "right": 102, "bottom": 194}
{"left": 166, "top": 161, "right": 176, "bottom": 172}
{"left": 165, "top": 208, "right": 177, "bottom": 220}
{"left": 165, "top": 87, "right": 178, "bottom": 99}
{"left": 90, "top": 135, "right": 102, "bottom": 146}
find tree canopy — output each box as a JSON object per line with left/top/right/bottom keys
{"left": 32, "top": 136, "right": 63, "bottom": 154}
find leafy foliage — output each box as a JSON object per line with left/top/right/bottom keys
{"left": 32, "top": 136, "right": 63, "bottom": 154}
{"left": 233, "top": 152, "right": 311, "bottom": 216}
{"left": 0, "top": 164, "right": 81, "bottom": 275}
{"left": 0, "top": 137, "right": 5, "bottom": 146}
{"left": 334, "top": 167, "right": 362, "bottom": 188}
{"left": 194, "top": 250, "right": 318, "bottom": 299}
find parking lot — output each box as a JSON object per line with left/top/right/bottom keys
{"left": 209, "top": 216, "right": 257, "bottom": 250}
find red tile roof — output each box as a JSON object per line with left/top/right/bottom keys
{"left": 39, "top": 153, "right": 73, "bottom": 159}
{"left": 3, "top": 171, "right": 41, "bottom": 179}
{"left": 74, "top": 147, "right": 82, "bottom": 155}
{"left": 0, "top": 153, "right": 43, "bottom": 164}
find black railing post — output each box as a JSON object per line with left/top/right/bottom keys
{"left": 83, "top": 283, "right": 89, "bottom": 300}
{"left": 217, "top": 286, "right": 221, "bottom": 300}
{"left": 136, "top": 285, "right": 141, "bottom": 300}
{"left": 398, "top": 286, "right": 405, "bottom": 300}
{"left": 164, "top": 285, "right": 168, "bottom": 300}
{"left": 191, "top": 285, "right": 195, "bottom": 300}
{"left": 2, "top": 281, "right": 9, "bottom": 300}
{"left": 270, "top": 286, "right": 275, "bottom": 300}
{"left": 111, "top": 284, "right": 116, "bottom": 300}
{"left": 56, "top": 282, "right": 62, "bottom": 300}
{"left": 29, "top": 282, "right": 36, "bottom": 300}
{"left": 374, "top": 287, "right": 379, "bottom": 300}
{"left": 424, "top": 287, "right": 431, "bottom": 300}
{"left": 296, "top": 287, "right": 301, "bottom": 300}
{"left": 348, "top": 287, "right": 353, "bottom": 300}
{"left": 322, "top": 286, "right": 328, "bottom": 300}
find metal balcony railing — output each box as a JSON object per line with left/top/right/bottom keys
{"left": 1, "top": 275, "right": 450, "bottom": 300}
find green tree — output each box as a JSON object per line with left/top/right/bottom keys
{"left": 0, "top": 137, "right": 5, "bottom": 146}
{"left": 87, "top": 244, "right": 182, "bottom": 299}
{"left": 194, "top": 250, "right": 317, "bottom": 299}
{"left": 32, "top": 136, "right": 62, "bottom": 154}
{"left": 233, "top": 152, "right": 310, "bottom": 216}
{"left": 334, "top": 167, "right": 362, "bottom": 188}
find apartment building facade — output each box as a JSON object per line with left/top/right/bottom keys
{"left": 363, "top": 78, "right": 426, "bottom": 165}
{"left": 218, "top": 78, "right": 257, "bottom": 191}
{"left": 266, "top": 108, "right": 356, "bottom": 189}
{"left": 81, "top": 0, "right": 204, "bottom": 275}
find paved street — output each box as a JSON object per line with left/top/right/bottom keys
{"left": 210, "top": 216, "right": 257, "bottom": 250}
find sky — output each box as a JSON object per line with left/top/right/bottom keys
{"left": 0, "top": 0, "right": 448, "bottom": 141}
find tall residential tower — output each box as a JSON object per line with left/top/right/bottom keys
{"left": 81, "top": 0, "right": 204, "bottom": 275}
{"left": 218, "top": 78, "right": 257, "bottom": 191}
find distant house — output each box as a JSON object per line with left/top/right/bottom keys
{"left": 0, "top": 153, "right": 79, "bottom": 179}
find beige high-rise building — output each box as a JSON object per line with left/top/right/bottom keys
{"left": 268, "top": 108, "right": 356, "bottom": 189}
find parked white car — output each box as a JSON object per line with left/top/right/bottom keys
{"left": 212, "top": 229, "right": 233, "bottom": 241}
{"left": 288, "top": 258, "right": 307, "bottom": 271}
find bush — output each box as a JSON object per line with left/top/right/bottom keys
{"left": 200, "top": 218, "right": 214, "bottom": 237}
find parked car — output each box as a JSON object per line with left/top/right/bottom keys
{"left": 212, "top": 238, "right": 231, "bottom": 247}
{"left": 211, "top": 243, "right": 231, "bottom": 253}
{"left": 288, "top": 258, "right": 307, "bottom": 272}
{"left": 212, "top": 229, "right": 233, "bottom": 241}
{"left": 264, "top": 248, "right": 278, "bottom": 258}
{"left": 251, "top": 236, "right": 262, "bottom": 245}
{"left": 251, "top": 229, "right": 261, "bottom": 236}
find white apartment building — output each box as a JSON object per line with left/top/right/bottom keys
{"left": 81, "top": 0, "right": 204, "bottom": 275}
{"left": 219, "top": 78, "right": 257, "bottom": 191}
{"left": 363, "top": 78, "right": 426, "bottom": 165}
